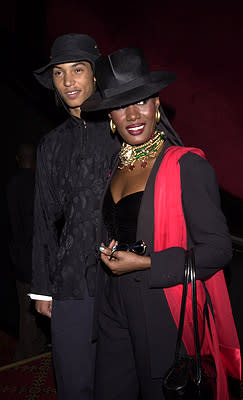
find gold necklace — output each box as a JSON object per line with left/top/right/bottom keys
{"left": 118, "top": 130, "right": 165, "bottom": 170}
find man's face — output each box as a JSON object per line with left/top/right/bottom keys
{"left": 52, "top": 61, "right": 95, "bottom": 117}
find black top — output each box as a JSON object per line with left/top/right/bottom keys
{"left": 103, "top": 188, "right": 143, "bottom": 244}
{"left": 7, "top": 168, "right": 35, "bottom": 283}
{"left": 31, "top": 116, "right": 119, "bottom": 299}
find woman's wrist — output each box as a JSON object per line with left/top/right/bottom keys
{"left": 138, "top": 255, "right": 151, "bottom": 270}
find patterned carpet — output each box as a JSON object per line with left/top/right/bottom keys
{"left": 0, "top": 352, "right": 56, "bottom": 399}
{"left": 0, "top": 330, "right": 56, "bottom": 399}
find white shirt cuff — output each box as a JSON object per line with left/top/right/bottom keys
{"left": 28, "top": 293, "right": 53, "bottom": 301}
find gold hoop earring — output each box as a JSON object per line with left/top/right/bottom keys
{"left": 110, "top": 119, "right": 116, "bottom": 134}
{"left": 155, "top": 109, "right": 161, "bottom": 124}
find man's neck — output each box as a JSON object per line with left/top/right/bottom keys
{"left": 70, "top": 107, "right": 81, "bottom": 119}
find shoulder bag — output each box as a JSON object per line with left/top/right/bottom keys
{"left": 163, "top": 249, "right": 217, "bottom": 399}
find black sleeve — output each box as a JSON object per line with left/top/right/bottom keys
{"left": 30, "top": 140, "right": 61, "bottom": 296}
{"left": 150, "top": 152, "right": 232, "bottom": 288}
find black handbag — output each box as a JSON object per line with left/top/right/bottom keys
{"left": 163, "top": 249, "right": 217, "bottom": 399}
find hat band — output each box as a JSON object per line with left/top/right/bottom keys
{"left": 102, "top": 75, "right": 152, "bottom": 98}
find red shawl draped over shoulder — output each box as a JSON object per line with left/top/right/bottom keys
{"left": 154, "top": 146, "right": 241, "bottom": 400}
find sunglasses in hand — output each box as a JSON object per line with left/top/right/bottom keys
{"left": 109, "top": 240, "right": 147, "bottom": 260}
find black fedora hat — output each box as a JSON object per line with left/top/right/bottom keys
{"left": 82, "top": 47, "right": 177, "bottom": 112}
{"left": 34, "top": 33, "right": 100, "bottom": 90}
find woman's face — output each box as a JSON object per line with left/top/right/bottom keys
{"left": 109, "top": 96, "right": 160, "bottom": 145}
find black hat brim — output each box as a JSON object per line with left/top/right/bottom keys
{"left": 82, "top": 71, "right": 177, "bottom": 112}
{"left": 33, "top": 52, "right": 98, "bottom": 90}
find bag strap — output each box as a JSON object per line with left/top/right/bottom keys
{"left": 174, "top": 249, "right": 202, "bottom": 385}
{"left": 174, "top": 250, "right": 190, "bottom": 360}
{"left": 190, "top": 249, "right": 202, "bottom": 384}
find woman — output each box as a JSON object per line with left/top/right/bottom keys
{"left": 83, "top": 47, "right": 241, "bottom": 400}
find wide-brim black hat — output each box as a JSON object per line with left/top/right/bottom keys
{"left": 82, "top": 47, "right": 177, "bottom": 112}
{"left": 34, "top": 33, "right": 100, "bottom": 89}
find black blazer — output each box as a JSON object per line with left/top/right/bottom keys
{"left": 94, "top": 140, "right": 232, "bottom": 377}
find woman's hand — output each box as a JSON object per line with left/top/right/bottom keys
{"left": 99, "top": 240, "right": 151, "bottom": 275}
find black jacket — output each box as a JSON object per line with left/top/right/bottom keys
{"left": 30, "top": 115, "right": 119, "bottom": 299}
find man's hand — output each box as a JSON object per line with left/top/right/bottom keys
{"left": 35, "top": 299, "right": 52, "bottom": 318}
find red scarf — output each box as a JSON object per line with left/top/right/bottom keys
{"left": 154, "top": 146, "right": 241, "bottom": 399}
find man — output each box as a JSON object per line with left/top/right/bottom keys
{"left": 29, "top": 34, "right": 118, "bottom": 400}
{"left": 7, "top": 143, "right": 48, "bottom": 361}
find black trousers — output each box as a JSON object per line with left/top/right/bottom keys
{"left": 51, "top": 286, "right": 95, "bottom": 400}
{"left": 94, "top": 275, "right": 174, "bottom": 400}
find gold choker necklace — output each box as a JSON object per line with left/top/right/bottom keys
{"left": 118, "top": 130, "right": 165, "bottom": 170}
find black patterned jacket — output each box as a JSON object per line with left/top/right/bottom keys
{"left": 30, "top": 115, "right": 119, "bottom": 299}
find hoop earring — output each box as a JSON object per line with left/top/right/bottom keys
{"left": 155, "top": 109, "right": 161, "bottom": 124}
{"left": 110, "top": 119, "right": 116, "bottom": 134}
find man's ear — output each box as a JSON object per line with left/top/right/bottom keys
{"left": 93, "top": 77, "right": 97, "bottom": 91}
